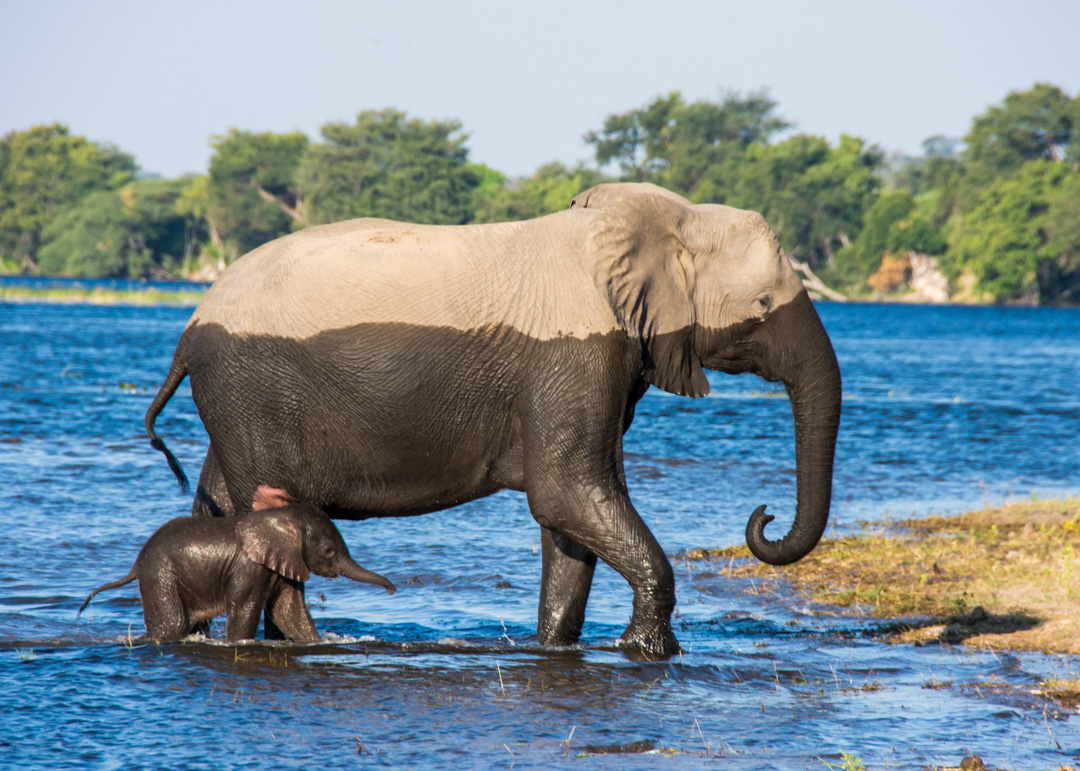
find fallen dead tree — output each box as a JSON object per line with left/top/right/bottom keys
{"left": 789, "top": 257, "right": 847, "bottom": 302}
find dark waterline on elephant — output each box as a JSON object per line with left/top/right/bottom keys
{"left": 1, "top": 301, "right": 1079, "bottom": 770}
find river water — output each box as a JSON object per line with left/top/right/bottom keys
{"left": 1, "top": 298, "right": 1078, "bottom": 770}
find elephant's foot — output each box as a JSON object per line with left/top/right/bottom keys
{"left": 537, "top": 601, "right": 588, "bottom": 647}
{"left": 616, "top": 618, "right": 680, "bottom": 660}
{"left": 537, "top": 625, "right": 581, "bottom": 648}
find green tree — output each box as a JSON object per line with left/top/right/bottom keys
{"left": 298, "top": 109, "right": 479, "bottom": 226}
{"left": 583, "top": 90, "right": 790, "bottom": 199}
{"left": 1042, "top": 173, "right": 1080, "bottom": 301}
{"left": 828, "top": 189, "right": 915, "bottom": 286}
{"left": 729, "top": 134, "right": 883, "bottom": 275}
{"left": 891, "top": 135, "right": 966, "bottom": 225}
{"left": 36, "top": 177, "right": 200, "bottom": 278}
{"left": 829, "top": 188, "right": 947, "bottom": 291}
{"left": 471, "top": 162, "right": 606, "bottom": 222}
{"left": 207, "top": 129, "right": 309, "bottom": 256}
{"left": 855, "top": 190, "right": 916, "bottom": 263}
{"left": 174, "top": 174, "right": 222, "bottom": 264}
{"left": 886, "top": 208, "right": 946, "bottom": 256}
{"left": 962, "top": 84, "right": 1077, "bottom": 200}
{"left": 947, "top": 159, "right": 1079, "bottom": 302}
{"left": 584, "top": 91, "right": 683, "bottom": 182}
{"left": 0, "top": 123, "right": 136, "bottom": 268}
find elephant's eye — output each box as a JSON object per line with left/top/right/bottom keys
{"left": 320, "top": 545, "right": 335, "bottom": 559}
{"left": 754, "top": 295, "right": 773, "bottom": 316}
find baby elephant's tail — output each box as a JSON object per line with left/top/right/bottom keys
{"left": 78, "top": 567, "right": 138, "bottom": 617}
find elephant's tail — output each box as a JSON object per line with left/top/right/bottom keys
{"left": 146, "top": 325, "right": 194, "bottom": 493}
{"left": 78, "top": 566, "right": 138, "bottom": 617}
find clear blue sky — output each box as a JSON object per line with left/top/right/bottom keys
{"left": 3, "top": 0, "right": 1078, "bottom": 179}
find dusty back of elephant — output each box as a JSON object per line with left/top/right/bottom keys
{"left": 189, "top": 214, "right": 615, "bottom": 345}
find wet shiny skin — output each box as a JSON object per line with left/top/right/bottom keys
{"left": 2, "top": 299, "right": 1079, "bottom": 769}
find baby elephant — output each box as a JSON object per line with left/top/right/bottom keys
{"left": 79, "top": 486, "right": 395, "bottom": 643}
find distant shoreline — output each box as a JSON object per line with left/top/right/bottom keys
{"left": 0, "top": 275, "right": 209, "bottom": 306}
{"left": 1, "top": 285, "right": 206, "bottom": 306}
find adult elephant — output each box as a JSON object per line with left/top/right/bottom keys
{"left": 146, "top": 184, "right": 842, "bottom": 657}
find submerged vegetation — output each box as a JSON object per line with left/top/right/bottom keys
{"left": 2, "top": 84, "right": 1078, "bottom": 303}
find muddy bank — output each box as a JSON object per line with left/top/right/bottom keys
{"left": 687, "top": 497, "right": 1080, "bottom": 707}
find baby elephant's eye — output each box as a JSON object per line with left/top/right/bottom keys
{"left": 320, "top": 545, "right": 335, "bottom": 559}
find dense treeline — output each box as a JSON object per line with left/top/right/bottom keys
{"left": 2, "top": 84, "right": 1078, "bottom": 303}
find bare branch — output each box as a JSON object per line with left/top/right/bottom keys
{"left": 252, "top": 182, "right": 306, "bottom": 224}
{"left": 789, "top": 257, "right": 848, "bottom": 302}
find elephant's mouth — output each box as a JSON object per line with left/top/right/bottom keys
{"left": 693, "top": 318, "right": 772, "bottom": 378}
{"left": 700, "top": 338, "right": 765, "bottom": 378}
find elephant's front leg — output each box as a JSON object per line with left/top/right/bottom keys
{"left": 225, "top": 572, "right": 274, "bottom": 642}
{"left": 266, "top": 583, "right": 320, "bottom": 644}
{"left": 527, "top": 476, "right": 679, "bottom": 658}
{"left": 537, "top": 527, "right": 597, "bottom": 646}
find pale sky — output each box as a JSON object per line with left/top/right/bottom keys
{"left": 3, "top": 0, "right": 1078, "bottom": 179}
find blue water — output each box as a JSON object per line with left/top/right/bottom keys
{"left": 1, "top": 300, "right": 1078, "bottom": 770}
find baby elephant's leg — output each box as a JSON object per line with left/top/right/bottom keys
{"left": 225, "top": 577, "right": 273, "bottom": 642}
{"left": 139, "top": 577, "right": 192, "bottom": 641}
{"left": 267, "top": 584, "right": 320, "bottom": 644}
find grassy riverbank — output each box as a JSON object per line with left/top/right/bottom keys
{"left": 1, "top": 285, "right": 206, "bottom": 306}
{"left": 688, "top": 497, "right": 1080, "bottom": 707}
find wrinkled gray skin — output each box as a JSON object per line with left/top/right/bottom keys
{"left": 79, "top": 497, "right": 395, "bottom": 643}
{"left": 145, "top": 183, "right": 841, "bottom": 657}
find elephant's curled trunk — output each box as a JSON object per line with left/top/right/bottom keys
{"left": 745, "top": 294, "right": 842, "bottom": 566}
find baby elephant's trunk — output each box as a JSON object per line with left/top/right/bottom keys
{"left": 338, "top": 557, "right": 396, "bottom": 594}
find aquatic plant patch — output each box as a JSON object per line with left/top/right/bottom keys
{"left": 687, "top": 497, "right": 1080, "bottom": 701}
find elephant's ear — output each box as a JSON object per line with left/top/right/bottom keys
{"left": 589, "top": 193, "right": 710, "bottom": 397}
{"left": 236, "top": 508, "right": 310, "bottom": 582}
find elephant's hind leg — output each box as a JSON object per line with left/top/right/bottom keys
{"left": 192, "top": 443, "right": 235, "bottom": 518}
{"left": 537, "top": 527, "right": 597, "bottom": 646}
{"left": 526, "top": 474, "right": 678, "bottom": 658}
{"left": 140, "top": 581, "right": 193, "bottom": 642}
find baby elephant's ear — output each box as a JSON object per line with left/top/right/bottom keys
{"left": 236, "top": 509, "right": 310, "bottom": 582}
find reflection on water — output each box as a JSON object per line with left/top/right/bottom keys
{"left": 1, "top": 301, "right": 1078, "bottom": 769}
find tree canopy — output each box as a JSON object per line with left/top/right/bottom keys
{"left": 471, "top": 162, "right": 605, "bottom": 223}
{"left": 946, "top": 160, "right": 1080, "bottom": 302}
{"left": 728, "top": 133, "right": 884, "bottom": 274}
{"left": 207, "top": 129, "right": 308, "bottom": 256}
{"left": 0, "top": 123, "right": 136, "bottom": 269}
{"left": 583, "top": 89, "right": 790, "bottom": 199}
{"left": 298, "top": 109, "right": 478, "bottom": 226}
{"left": 36, "top": 177, "right": 201, "bottom": 278}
